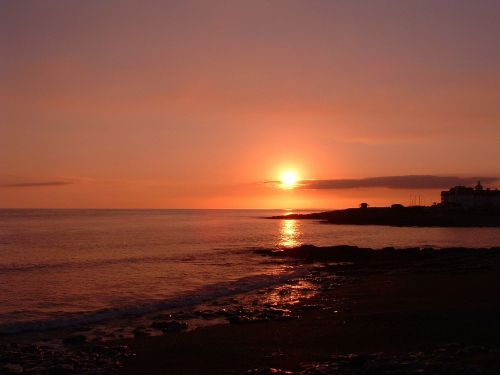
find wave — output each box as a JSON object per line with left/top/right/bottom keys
{"left": 0, "top": 247, "right": 265, "bottom": 273}
{"left": 0, "top": 255, "right": 189, "bottom": 273}
{"left": 0, "top": 267, "right": 308, "bottom": 335}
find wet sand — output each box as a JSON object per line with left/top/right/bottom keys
{"left": 120, "top": 246, "right": 500, "bottom": 374}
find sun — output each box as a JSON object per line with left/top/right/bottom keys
{"left": 280, "top": 171, "right": 299, "bottom": 189}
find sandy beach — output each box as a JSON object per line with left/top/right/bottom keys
{"left": 119, "top": 246, "right": 500, "bottom": 374}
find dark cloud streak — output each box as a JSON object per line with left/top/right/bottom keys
{"left": 3, "top": 181, "right": 73, "bottom": 188}
{"left": 301, "top": 176, "right": 499, "bottom": 190}
{"left": 267, "top": 175, "right": 499, "bottom": 190}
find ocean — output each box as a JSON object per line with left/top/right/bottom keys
{"left": 1, "top": 208, "right": 499, "bottom": 334}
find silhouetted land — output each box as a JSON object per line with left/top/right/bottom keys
{"left": 270, "top": 206, "right": 500, "bottom": 227}
{"left": 120, "top": 245, "right": 500, "bottom": 374}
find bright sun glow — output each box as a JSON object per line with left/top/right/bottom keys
{"left": 280, "top": 171, "right": 299, "bottom": 189}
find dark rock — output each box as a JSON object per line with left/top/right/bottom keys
{"left": 152, "top": 313, "right": 172, "bottom": 320}
{"left": 196, "top": 309, "right": 219, "bottom": 320}
{"left": 3, "top": 363, "right": 24, "bottom": 373}
{"left": 151, "top": 321, "right": 188, "bottom": 332}
{"left": 74, "top": 325, "right": 91, "bottom": 332}
{"left": 171, "top": 311, "right": 196, "bottom": 320}
{"left": 348, "top": 352, "right": 370, "bottom": 367}
{"left": 49, "top": 363, "right": 75, "bottom": 374}
{"left": 299, "top": 304, "right": 322, "bottom": 311}
{"left": 132, "top": 328, "right": 150, "bottom": 337}
{"left": 62, "top": 334, "right": 87, "bottom": 346}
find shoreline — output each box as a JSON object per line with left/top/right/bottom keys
{"left": 0, "top": 261, "right": 317, "bottom": 373}
{"left": 120, "top": 246, "right": 500, "bottom": 374}
{"left": 2, "top": 246, "right": 500, "bottom": 374}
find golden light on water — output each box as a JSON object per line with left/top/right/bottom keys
{"left": 279, "top": 219, "right": 301, "bottom": 248}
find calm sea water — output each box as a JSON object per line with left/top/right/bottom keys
{"left": 1, "top": 209, "right": 499, "bottom": 333}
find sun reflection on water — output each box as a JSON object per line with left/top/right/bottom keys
{"left": 279, "top": 219, "right": 301, "bottom": 248}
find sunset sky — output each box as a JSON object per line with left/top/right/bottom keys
{"left": 1, "top": 0, "right": 499, "bottom": 209}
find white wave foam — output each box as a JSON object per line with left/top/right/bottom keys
{"left": 0, "top": 268, "right": 308, "bottom": 335}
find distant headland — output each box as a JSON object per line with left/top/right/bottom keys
{"left": 270, "top": 181, "right": 500, "bottom": 227}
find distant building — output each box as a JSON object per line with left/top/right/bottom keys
{"left": 441, "top": 181, "right": 500, "bottom": 209}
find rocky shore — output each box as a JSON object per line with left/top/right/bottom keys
{"left": 2, "top": 245, "right": 500, "bottom": 374}
{"left": 118, "top": 245, "right": 500, "bottom": 374}
{"left": 0, "top": 263, "right": 318, "bottom": 374}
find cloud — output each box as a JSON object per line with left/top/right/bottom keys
{"left": 3, "top": 181, "right": 74, "bottom": 188}
{"left": 268, "top": 175, "right": 499, "bottom": 190}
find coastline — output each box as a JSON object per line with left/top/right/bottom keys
{"left": 270, "top": 206, "right": 500, "bottom": 227}
{"left": 0, "top": 260, "right": 316, "bottom": 374}
{"left": 2, "top": 245, "right": 500, "bottom": 374}
{"left": 120, "top": 246, "right": 500, "bottom": 374}
{"left": 121, "top": 246, "right": 500, "bottom": 374}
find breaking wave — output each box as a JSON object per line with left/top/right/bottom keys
{"left": 0, "top": 267, "right": 308, "bottom": 335}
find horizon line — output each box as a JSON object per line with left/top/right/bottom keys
{"left": 0, "top": 207, "right": 330, "bottom": 211}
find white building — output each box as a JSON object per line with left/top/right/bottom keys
{"left": 441, "top": 181, "right": 500, "bottom": 209}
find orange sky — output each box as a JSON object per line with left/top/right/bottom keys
{"left": 1, "top": 1, "right": 499, "bottom": 208}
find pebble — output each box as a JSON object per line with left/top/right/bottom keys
{"left": 0, "top": 342, "right": 134, "bottom": 375}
